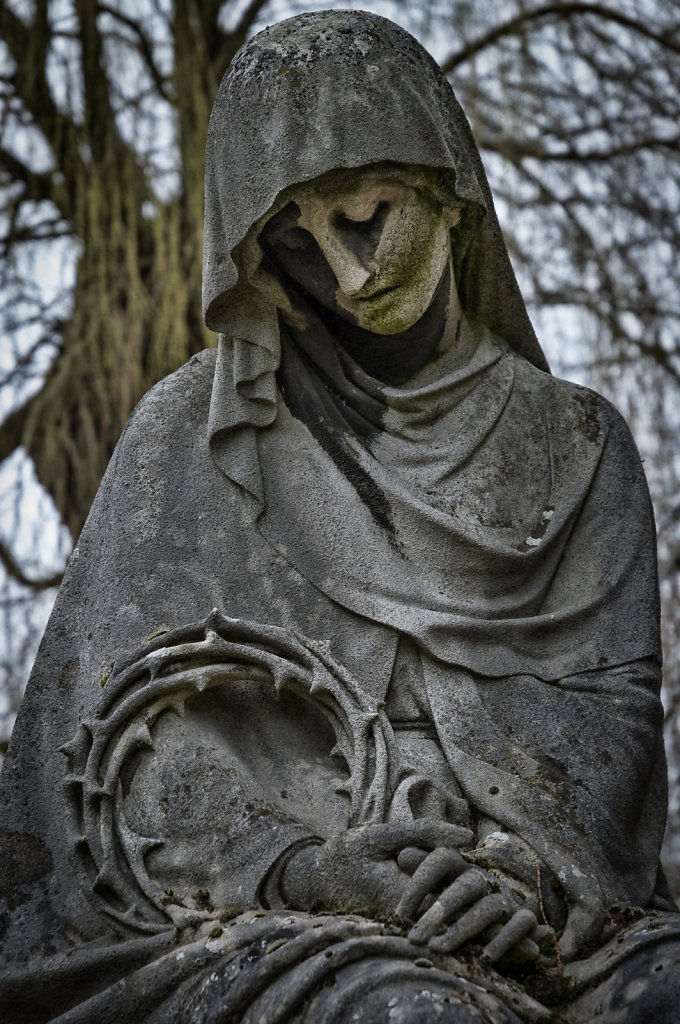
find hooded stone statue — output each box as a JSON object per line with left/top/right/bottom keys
{"left": 1, "top": 11, "right": 679, "bottom": 1024}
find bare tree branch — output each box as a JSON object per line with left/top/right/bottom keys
{"left": 0, "top": 148, "right": 69, "bottom": 212}
{"left": 0, "top": 538, "right": 64, "bottom": 591}
{"left": 482, "top": 133, "right": 680, "bottom": 164}
{"left": 97, "top": 3, "right": 172, "bottom": 102}
{"left": 632, "top": 339, "right": 680, "bottom": 384}
{"left": 233, "top": 0, "right": 273, "bottom": 38}
{"left": 74, "top": 0, "right": 118, "bottom": 165}
{"left": 441, "top": 3, "right": 680, "bottom": 73}
{"left": 212, "top": 0, "right": 274, "bottom": 78}
{"left": 1, "top": 2, "right": 77, "bottom": 167}
{"left": 0, "top": 394, "right": 34, "bottom": 464}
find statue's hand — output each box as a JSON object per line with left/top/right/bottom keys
{"left": 281, "top": 820, "right": 473, "bottom": 920}
{"left": 398, "top": 851, "right": 552, "bottom": 964}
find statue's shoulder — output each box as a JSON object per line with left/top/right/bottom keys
{"left": 136, "top": 347, "right": 217, "bottom": 415}
{"left": 121, "top": 348, "right": 217, "bottom": 441}
{"left": 513, "top": 354, "right": 633, "bottom": 451}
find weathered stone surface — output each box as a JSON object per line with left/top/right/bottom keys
{"left": 1, "top": 10, "right": 679, "bottom": 1022}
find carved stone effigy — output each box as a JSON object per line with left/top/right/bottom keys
{"left": 1, "top": 11, "right": 679, "bottom": 1023}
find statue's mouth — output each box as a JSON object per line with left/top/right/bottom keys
{"left": 353, "top": 280, "right": 399, "bottom": 301}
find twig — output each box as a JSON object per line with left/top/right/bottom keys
{"left": 0, "top": 539, "right": 64, "bottom": 591}
{"left": 441, "top": 3, "right": 680, "bottom": 73}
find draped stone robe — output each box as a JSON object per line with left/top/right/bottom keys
{"left": 1, "top": 10, "right": 678, "bottom": 1023}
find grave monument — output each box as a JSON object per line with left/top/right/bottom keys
{"left": 1, "top": 10, "right": 679, "bottom": 1022}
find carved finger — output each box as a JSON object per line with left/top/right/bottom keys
{"left": 514, "top": 937, "right": 541, "bottom": 960}
{"left": 559, "top": 904, "right": 605, "bottom": 963}
{"left": 429, "top": 892, "right": 509, "bottom": 953}
{"left": 401, "top": 820, "right": 474, "bottom": 850}
{"left": 397, "top": 847, "right": 428, "bottom": 874}
{"left": 407, "top": 820, "right": 474, "bottom": 850}
{"left": 369, "top": 820, "right": 473, "bottom": 857}
{"left": 397, "top": 849, "right": 470, "bottom": 926}
{"left": 531, "top": 923, "right": 555, "bottom": 946}
{"left": 407, "top": 868, "right": 488, "bottom": 944}
{"left": 481, "top": 908, "right": 538, "bottom": 964}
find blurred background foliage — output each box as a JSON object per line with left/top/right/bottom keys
{"left": 1, "top": 0, "right": 679, "bottom": 889}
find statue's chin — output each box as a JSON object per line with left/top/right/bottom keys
{"left": 338, "top": 290, "right": 431, "bottom": 337}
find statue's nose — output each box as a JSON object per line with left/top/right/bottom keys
{"left": 320, "top": 233, "right": 373, "bottom": 294}
{"left": 298, "top": 201, "right": 384, "bottom": 295}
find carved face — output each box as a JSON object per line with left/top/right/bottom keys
{"left": 259, "top": 170, "right": 459, "bottom": 335}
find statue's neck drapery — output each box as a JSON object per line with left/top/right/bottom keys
{"left": 275, "top": 276, "right": 510, "bottom": 513}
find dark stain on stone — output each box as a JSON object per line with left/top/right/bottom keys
{"left": 194, "top": 888, "right": 214, "bottom": 913}
{"left": 0, "top": 831, "right": 53, "bottom": 899}
{"left": 573, "top": 388, "right": 603, "bottom": 444}
{"left": 308, "top": 418, "right": 401, "bottom": 551}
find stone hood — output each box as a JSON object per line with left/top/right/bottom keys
{"left": 202, "top": 9, "right": 548, "bottom": 370}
